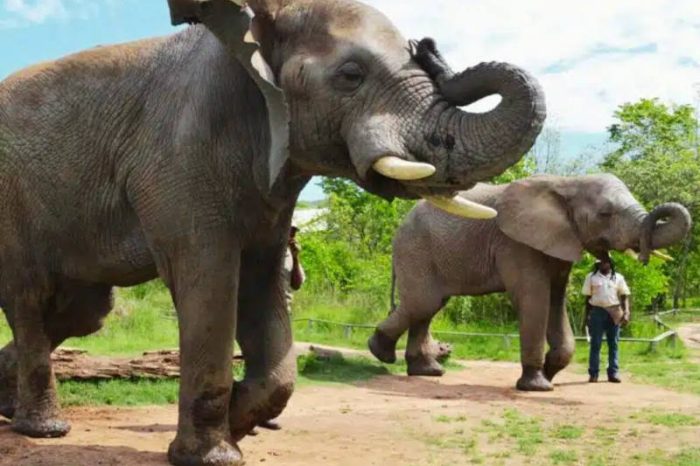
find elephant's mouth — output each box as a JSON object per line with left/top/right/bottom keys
{"left": 585, "top": 239, "right": 612, "bottom": 262}
{"left": 365, "top": 155, "right": 496, "bottom": 219}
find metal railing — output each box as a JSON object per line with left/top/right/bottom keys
{"left": 294, "top": 308, "right": 700, "bottom": 351}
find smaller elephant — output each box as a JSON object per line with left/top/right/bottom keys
{"left": 369, "top": 174, "right": 691, "bottom": 391}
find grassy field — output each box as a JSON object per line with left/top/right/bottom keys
{"left": 0, "top": 281, "right": 699, "bottom": 406}
{"left": 420, "top": 407, "right": 700, "bottom": 466}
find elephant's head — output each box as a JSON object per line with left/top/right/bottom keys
{"left": 167, "top": 0, "right": 546, "bottom": 218}
{"left": 495, "top": 174, "right": 692, "bottom": 264}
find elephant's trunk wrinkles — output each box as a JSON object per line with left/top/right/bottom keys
{"left": 639, "top": 203, "right": 692, "bottom": 263}
{"left": 436, "top": 62, "right": 547, "bottom": 182}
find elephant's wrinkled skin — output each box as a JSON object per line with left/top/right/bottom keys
{"left": 369, "top": 175, "right": 691, "bottom": 391}
{"left": 0, "top": 0, "right": 546, "bottom": 464}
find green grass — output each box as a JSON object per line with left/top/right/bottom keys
{"left": 479, "top": 409, "right": 544, "bottom": 455}
{"left": 59, "top": 379, "right": 180, "bottom": 407}
{"left": 434, "top": 414, "right": 468, "bottom": 423}
{"left": 53, "top": 354, "right": 404, "bottom": 407}
{"left": 1, "top": 283, "right": 699, "bottom": 405}
{"left": 550, "top": 424, "right": 584, "bottom": 440}
{"left": 630, "top": 448, "right": 700, "bottom": 466}
{"left": 297, "top": 353, "right": 405, "bottom": 385}
{"left": 470, "top": 408, "right": 700, "bottom": 466}
{"left": 0, "top": 282, "right": 179, "bottom": 356}
{"left": 631, "top": 410, "right": 700, "bottom": 427}
{"left": 549, "top": 450, "right": 578, "bottom": 465}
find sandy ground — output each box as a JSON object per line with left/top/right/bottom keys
{"left": 678, "top": 323, "right": 700, "bottom": 352}
{"left": 1, "top": 355, "right": 699, "bottom": 466}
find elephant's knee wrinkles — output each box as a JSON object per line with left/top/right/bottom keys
{"left": 191, "top": 386, "right": 230, "bottom": 432}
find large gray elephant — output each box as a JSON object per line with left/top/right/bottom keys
{"left": 0, "top": 0, "right": 546, "bottom": 465}
{"left": 369, "top": 175, "right": 691, "bottom": 391}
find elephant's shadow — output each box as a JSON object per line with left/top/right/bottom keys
{"left": 0, "top": 425, "right": 167, "bottom": 466}
{"left": 358, "top": 374, "right": 583, "bottom": 407}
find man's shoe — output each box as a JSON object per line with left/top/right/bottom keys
{"left": 608, "top": 374, "right": 622, "bottom": 383}
{"left": 589, "top": 375, "right": 598, "bottom": 383}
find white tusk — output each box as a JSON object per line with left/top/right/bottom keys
{"left": 625, "top": 249, "right": 639, "bottom": 260}
{"left": 651, "top": 250, "right": 674, "bottom": 262}
{"left": 425, "top": 195, "right": 497, "bottom": 220}
{"left": 372, "top": 156, "right": 436, "bottom": 181}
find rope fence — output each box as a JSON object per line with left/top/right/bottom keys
{"left": 293, "top": 308, "right": 700, "bottom": 352}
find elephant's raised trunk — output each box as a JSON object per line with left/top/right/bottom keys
{"left": 413, "top": 38, "right": 546, "bottom": 183}
{"left": 639, "top": 203, "right": 692, "bottom": 263}
{"left": 440, "top": 62, "right": 546, "bottom": 181}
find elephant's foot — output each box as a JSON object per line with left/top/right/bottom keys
{"left": 11, "top": 414, "right": 71, "bottom": 438}
{"left": 406, "top": 353, "right": 445, "bottom": 377}
{"left": 543, "top": 360, "right": 567, "bottom": 382}
{"left": 168, "top": 437, "right": 243, "bottom": 466}
{"left": 229, "top": 380, "right": 294, "bottom": 442}
{"left": 516, "top": 366, "right": 554, "bottom": 392}
{"left": 368, "top": 330, "right": 398, "bottom": 364}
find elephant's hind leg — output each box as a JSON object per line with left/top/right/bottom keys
{"left": 0, "top": 341, "right": 17, "bottom": 419}
{"left": 405, "top": 319, "right": 446, "bottom": 377}
{"left": 372, "top": 289, "right": 446, "bottom": 376}
{"left": 0, "top": 283, "right": 114, "bottom": 421}
{"left": 10, "top": 287, "right": 71, "bottom": 438}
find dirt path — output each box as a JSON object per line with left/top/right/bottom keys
{"left": 1, "top": 358, "right": 699, "bottom": 466}
{"left": 678, "top": 323, "right": 700, "bottom": 350}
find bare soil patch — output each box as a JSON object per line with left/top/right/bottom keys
{"left": 1, "top": 357, "right": 699, "bottom": 465}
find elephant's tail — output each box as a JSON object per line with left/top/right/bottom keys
{"left": 389, "top": 262, "right": 397, "bottom": 314}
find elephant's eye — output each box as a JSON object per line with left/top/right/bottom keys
{"left": 333, "top": 61, "right": 365, "bottom": 92}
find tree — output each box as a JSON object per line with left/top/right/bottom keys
{"left": 601, "top": 98, "right": 700, "bottom": 307}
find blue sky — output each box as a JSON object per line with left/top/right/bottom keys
{"left": 2, "top": 0, "right": 698, "bottom": 201}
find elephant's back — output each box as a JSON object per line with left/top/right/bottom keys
{"left": 396, "top": 184, "right": 505, "bottom": 294}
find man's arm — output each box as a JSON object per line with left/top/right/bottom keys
{"left": 288, "top": 238, "right": 305, "bottom": 291}
{"left": 581, "top": 273, "right": 592, "bottom": 332}
{"left": 290, "top": 252, "right": 305, "bottom": 290}
{"left": 620, "top": 294, "right": 631, "bottom": 325}
{"left": 618, "top": 276, "right": 631, "bottom": 325}
{"left": 583, "top": 299, "right": 592, "bottom": 332}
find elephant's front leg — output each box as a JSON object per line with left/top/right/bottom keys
{"left": 229, "top": 246, "right": 296, "bottom": 441}
{"left": 544, "top": 270, "right": 575, "bottom": 382}
{"left": 501, "top": 257, "right": 554, "bottom": 392}
{"left": 165, "top": 239, "right": 243, "bottom": 466}
{"left": 512, "top": 281, "right": 554, "bottom": 391}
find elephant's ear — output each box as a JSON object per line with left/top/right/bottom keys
{"left": 167, "top": 0, "right": 290, "bottom": 191}
{"left": 496, "top": 176, "right": 583, "bottom": 262}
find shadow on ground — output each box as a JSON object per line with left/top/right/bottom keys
{"left": 0, "top": 427, "right": 167, "bottom": 466}
{"left": 298, "top": 354, "right": 399, "bottom": 384}
{"left": 359, "top": 374, "right": 584, "bottom": 407}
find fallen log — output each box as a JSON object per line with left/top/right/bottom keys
{"left": 51, "top": 348, "right": 243, "bottom": 381}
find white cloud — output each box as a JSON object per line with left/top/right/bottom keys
{"left": 4, "top": 0, "right": 68, "bottom": 23}
{"left": 1, "top": 0, "right": 102, "bottom": 26}
{"left": 366, "top": 0, "right": 700, "bottom": 132}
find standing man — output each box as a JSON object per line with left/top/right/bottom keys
{"left": 253, "top": 225, "right": 305, "bottom": 433}
{"left": 582, "top": 258, "right": 631, "bottom": 384}
{"left": 283, "top": 225, "right": 306, "bottom": 312}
